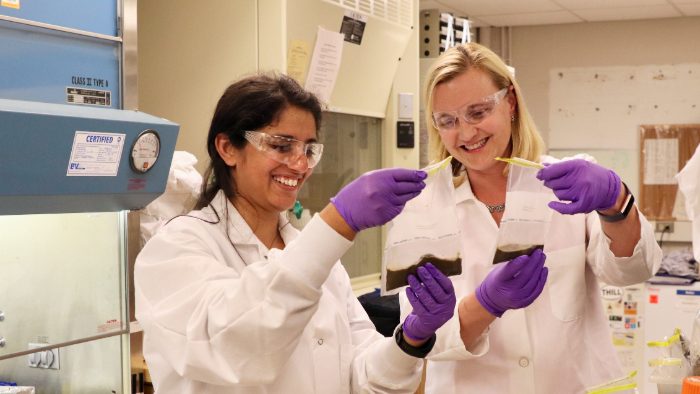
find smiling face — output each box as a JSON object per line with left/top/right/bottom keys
{"left": 432, "top": 68, "right": 515, "bottom": 177}
{"left": 218, "top": 105, "right": 318, "bottom": 218}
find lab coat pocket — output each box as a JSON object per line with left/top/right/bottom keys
{"left": 312, "top": 336, "right": 341, "bottom": 393}
{"left": 546, "top": 245, "right": 586, "bottom": 322}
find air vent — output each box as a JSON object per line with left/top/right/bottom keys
{"left": 324, "top": 0, "right": 413, "bottom": 28}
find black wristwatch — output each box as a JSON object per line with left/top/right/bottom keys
{"left": 597, "top": 182, "right": 635, "bottom": 223}
{"left": 394, "top": 326, "right": 436, "bottom": 358}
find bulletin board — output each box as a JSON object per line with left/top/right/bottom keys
{"left": 639, "top": 124, "right": 700, "bottom": 220}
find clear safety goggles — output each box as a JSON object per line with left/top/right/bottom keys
{"left": 243, "top": 130, "right": 324, "bottom": 169}
{"left": 431, "top": 86, "right": 510, "bottom": 131}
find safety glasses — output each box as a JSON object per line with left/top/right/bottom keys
{"left": 431, "top": 86, "right": 510, "bottom": 131}
{"left": 243, "top": 130, "right": 324, "bottom": 169}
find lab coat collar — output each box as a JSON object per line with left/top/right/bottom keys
{"left": 454, "top": 174, "right": 477, "bottom": 205}
{"left": 204, "top": 190, "right": 294, "bottom": 246}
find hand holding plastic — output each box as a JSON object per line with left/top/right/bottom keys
{"left": 475, "top": 249, "right": 548, "bottom": 318}
{"left": 330, "top": 168, "right": 427, "bottom": 232}
{"left": 402, "top": 263, "right": 457, "bottom": 341}
{"left": 536, "top": 159, "right": 621, "bottom": 215}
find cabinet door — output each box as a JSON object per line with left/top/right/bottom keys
{"left": 0, "top": 0, "right": 121, "bottom": 107}
{"left": 0, "top": 211, "right": 128, "bottom": 393}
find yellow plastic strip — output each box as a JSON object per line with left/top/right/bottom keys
{"left": 495, "top": 156, "right": 545, "bottom": 169}
{"left": 586, "top": 383, "right": 637, "bottom": 394}
{"left": 647, "top": 332, "right": 681, "bottom": 348}
{"left": 647, "top": 340, "right": 671, "bottom": 348}
{"left": 585, "top": 371, "right": 637, "bottom": 392}
{"left": 648, "top": 358, "right": 682, "bottom": 367}
{"left": 423, "top": 156, "right": 453, "bottom": 176}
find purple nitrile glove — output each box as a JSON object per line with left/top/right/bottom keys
{"left": 475, "top": 249, "right": 548, "bottom": 318}
{"left": 536, "top": 159, "right": 621, "bottom": 215}
{"left": 330, "top": 168, "right": 427, "bottom": 232}
{"left": 402, "top": 263, "right": 457, "bottom": 341}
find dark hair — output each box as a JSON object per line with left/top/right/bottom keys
{"left": 195, "top": 73, "right": 323, "bottom": 209}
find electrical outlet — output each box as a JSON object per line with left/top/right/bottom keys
{"left": 655, "top": 222, "right": 674, "bottom": 233}
{"left": 27, "top": 343, "right": 59, "bottom": 370}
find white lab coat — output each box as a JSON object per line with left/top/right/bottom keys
{"left": 400, "top": 155, "right": 662, "bottom": 394}
{"left": 136, "top": 190, "right": 422, "bottom": 394}
{"left": 677, "top": 143, "right": 700, "bottom": 261}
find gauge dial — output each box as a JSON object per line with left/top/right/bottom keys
{"left": 130, "top": 130, "right": 160, "bottom": 173}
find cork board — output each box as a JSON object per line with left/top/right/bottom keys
{"left": 639, "top": 124, "right": 700, "bottom": 220}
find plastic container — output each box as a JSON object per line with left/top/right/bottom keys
{"left": 682, "top": 376, "right": 700, "bottom": 394}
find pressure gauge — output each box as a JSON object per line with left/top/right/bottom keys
{"left": 130, "top": 129, "right": 161, "bottom": 173}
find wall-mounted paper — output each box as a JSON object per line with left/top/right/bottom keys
{"left": 287, "top": 40, "right": 311, "bottom": 86}
{"left": 304, "top": 26, "right": 344, "bottom": 104}
{"left": 643, "top": 138, "right": 678, "bottom": 185}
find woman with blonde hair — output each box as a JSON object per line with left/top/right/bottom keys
{"left": 403, "top": 42, "right": 661, "bottom": 393}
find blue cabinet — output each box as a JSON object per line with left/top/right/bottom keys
{"left": 0, "top": 0, "right": 117, "bottom": 35}
{"left": 0, "top": 0, "right": 121, "bottom": 107}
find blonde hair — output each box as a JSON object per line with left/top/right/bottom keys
{"left": 425, "top": 42, "right": 544, "bottom": 177}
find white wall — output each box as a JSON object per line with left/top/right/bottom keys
{"left": 510, "top": 16, "right": 700, "bottom": 145}
{"left": 383, "top": 0, "right": 421, "bottom": 170}
{"left": 138, "top": 0, "right": 259, "bottom": 173}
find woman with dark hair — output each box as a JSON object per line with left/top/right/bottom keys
{"left": 135, "top": 73, "right": 457, "bottom": 393}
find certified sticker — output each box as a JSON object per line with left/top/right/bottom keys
{"left": 67, "top": 131, "right": 126, "bottom": 176}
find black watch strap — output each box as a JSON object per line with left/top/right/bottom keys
{"left": 598, "top": 182, "right": 635, "bottom": 223}
{"left": 394, "top": 326, "right": 436, "bottom": 358}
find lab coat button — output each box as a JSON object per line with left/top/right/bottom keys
{"left": 518, "top": 357, "right": 529, "bottom": 367}
{"left": 317, "top": 339, "right": 324, "bottom": 345}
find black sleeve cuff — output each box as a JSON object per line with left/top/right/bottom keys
{"left": 394, "top": 325, "right": 436, "bottom": 358}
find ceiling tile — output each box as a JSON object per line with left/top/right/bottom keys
{"left": 419, "top": 0, "right": 699, "bottom": 26}
{"left": 477, "top": 11, "right": 583, "bottom": 26}
{"left": 555, "top": 0, "right": 668, "bottom": 9}
{"left": 572, "top": 5, "right": 682, "bottom": 21}
{"left": 435, "top": 0, "right": 561, "bottom": 16}
{"left": 675, "top": 3, "right": 700, "bottom": 15}
{"left": 420, "top": 0, "right": 462, "bottom": 14}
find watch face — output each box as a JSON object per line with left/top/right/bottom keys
{"left": 130, "top": 130, "right": 160, "bottom": 173}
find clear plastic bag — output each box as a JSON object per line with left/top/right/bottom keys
{"left": 381, "top": 157, "right": 462, "bottom": 295}
{"left": 647, "top": 328, "right": 690, "bottom": 388}
{"left": 492, "top": 160, "right": 552, "bottom": 264}
{"left": 139, "top": 151, "right": 203, "bottom": 246}
{"left": 690, "top": 310, "right": 700, "bottom": 376}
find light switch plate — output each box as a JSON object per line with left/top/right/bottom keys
{"left": 398, "top": 93, "right": 413, "bottom": 119}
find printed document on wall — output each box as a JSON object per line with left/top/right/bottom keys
{"left": 287, "top": 40, "right": 311, "bottom": 86}
{"left": 643, "top": 138, "right": 678, "bottom": 185}
{"left": 304, "top": 26, "right": 344, "bottom": 104}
